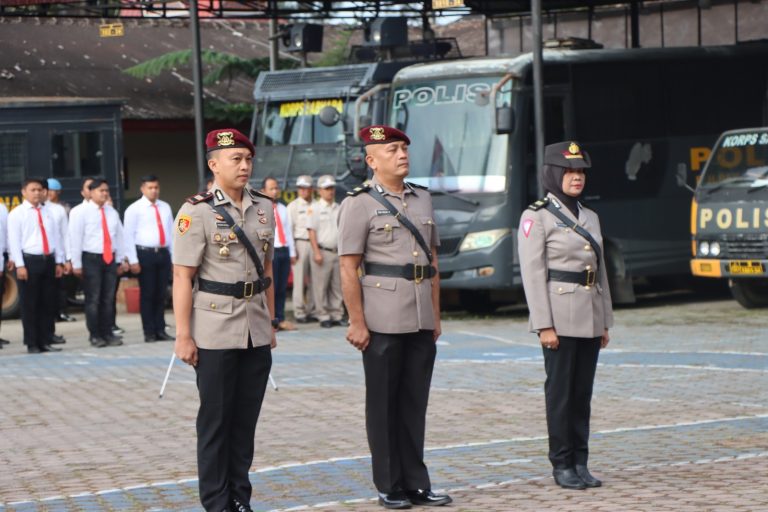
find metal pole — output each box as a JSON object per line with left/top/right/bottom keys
{"left": 190, "top": 0, "right": 206, "bottom": 192}
{"left": 269, "top": 17, "right": 279, "bottom": 71}
{"left": 532, "top": 0, "right": 545, "bottom": 177}
{"left": 630, "top": 0, "right": 640, "bottom": 48}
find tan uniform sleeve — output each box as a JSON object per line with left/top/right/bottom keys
{"left": 172, "top": 202, "right": 206, "bottom": 267}
{"left": 517, "top": 209, "right": 553, "bottom": 332}
{"left": 595, "top": 217, "right": 614, "bottom": 329}
{"left": 337, "top": 197, "right": 368, "bottom": 256}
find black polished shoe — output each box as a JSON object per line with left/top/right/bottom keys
{"left": 51, "top": 334, "right": 66, "bottom": 344}
{"left": 377, "top": 491, "right": 412, "bottom": 509}
{"left": 230, "top": 497, "right": 253, "bottom": 512}
{"left": 305, "top": 315, "right": 319, "bottom": 323}
{"left": 320, "top": 320, "right": 333, "bottom": 328}
{"left": 112, "top": 325, "right": 125, "bottom": 335}
{"left": 144, "top": 334, "right": 159, "bottom": 342}
{"left": 575, "top": 465, "right": 602, "bottom": 487}
{"left": 89, "top": 337, "right": 108, "bottom": 348}
{"left": 57, "top": 313, "right": 77, "bottom": 322}
{"left": 27, "top": 346, "right": 42, "bottom": 354}
{"left": 105, "top": 335, "right": 123, "bottom": 347}
{"left": 553, "top": 468, "right": 587, "bottom": 490}
{"left": 331, "top": 319, "right": 345, "bottom": 327}
{"left": 295, "top": 317, "right": 312, "bottom": 324}
{"left": 155, "top": 331, "right": 175, "bottom": 341}
{"left": 0, "top": 337, "right": 10, "bottom": 345}
{"left": 405, "top": 489, "right": 452, "bottom": 506}
{"left": 41, "top": 344, "right": 62, "bottom": 352}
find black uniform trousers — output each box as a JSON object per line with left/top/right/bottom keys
{"left": 82, "top": 252, "right": 118, "bottom": 339}
{"left": 363, "top": 330, "right": 436, "bottom": 493}
{"left": 136, "top": 247, "right": 171, "bottom": 336}
{"left": 542, "top": 336, "right": 601, "bottom": 469}
{"left": 196, "top": 342, "right": 272, "bottom": 512}
{"left": 18, "top": 254, "right": 57, "bottom": 349}
{"left": 272, "top": 247, "right": 290, "bottom": 322}
{"left": 0, "top": 252, "right": 7, "bottom": 336}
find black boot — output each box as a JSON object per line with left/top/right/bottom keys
{"left": 575, "top": 465, "right": 602, "bottom": 487}
{"left": 553, "top": 468, "right": 586, "bottom": 490}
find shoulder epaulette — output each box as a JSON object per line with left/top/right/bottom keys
{"left": 406, "top": 181, "right": 429, "bottom": 190}
{"left": 347, "top": 183, "right": 371, "bottom": 196}
{"left": 186, "top": 191, "right": 213, "bottom": 205}
{"left": 247, "top": 187, "right": 272, "bottom": 201}
{"left": 528, "top": 197, "right": 550, "bottom": 211}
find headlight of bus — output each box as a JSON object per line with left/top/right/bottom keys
{"left": 699, "top": 241, "right": 710, "bottom": 256}
{"left": 459, "top": 228, "right": 509, "bottom": 252}
{"left": 709, "top": 241, "right": 721, "bottom": 257}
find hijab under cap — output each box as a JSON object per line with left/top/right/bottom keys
{"left": 540, "top": 141, "right": 591, "bottom": 218}
{"left": 541, "top": 164, "right": 580, "bottom": 218}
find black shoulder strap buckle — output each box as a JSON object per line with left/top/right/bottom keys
{"left": 211, "top": 204, "right": 271, "bottom": 291}
{"left": 366, "top": 186, "right": 433, "bottom": 264}
{"left": 544, "top": 202, "right": 601, "bottom": 270}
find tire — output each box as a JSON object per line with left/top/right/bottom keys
{"left": 1, "top": 272, "right": 21, "bottom": 319}
{"left": 459, "top": 290, "right": 497, "bottom": 314}
{"left": 729, "top": 278, "right": 768, "bottom": 309}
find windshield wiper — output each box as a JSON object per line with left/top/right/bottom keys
{"left": 429, "top": 189, "right": 479, "bottom": 206}
{"left": 705, "top": 177, "right": 757, "bottom": 194}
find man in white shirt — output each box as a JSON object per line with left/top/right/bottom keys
{"left": 124, "top": 175, "right": 175, "bottom": 342}
{"left": 261, "top": 177, "right": 297, "bottom": 331}
{"left": 287, "top": 175, "right": 317, "bottom": 324}
{"left": 68, "top": 178, "right": 130, "bottom": 348}
{"left": 46, "top": 178, "right": 76, "bottom": 324}
{"left": 8, "top": 178, "right": 65, "bottom": 353}
{"left": 0, "top": 199, "right": 9, "bottom": 348}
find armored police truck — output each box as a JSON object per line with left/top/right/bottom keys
{"left": 0, "top": 97, "right": 124, "bottom": 318}
{"left": 690, "top": 127, "right": 768, "bottom": 308}
{"left": 386, "top": 43, "right": 768, "bottom": 310}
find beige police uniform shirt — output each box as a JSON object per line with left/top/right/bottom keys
{"left": 307, "top": 198, "right": 339, "bottom": 250}
{"left": 287, "top": 196, "right": 312, "bottom": 241}
{"left": 337, "top": 176, "right": 440, "bottom": 334}
{"left": 173, "top": 185, "right": 275, "bottom": 349}
{"left": 517, "top": 193, "right": 614, "bottom": 339}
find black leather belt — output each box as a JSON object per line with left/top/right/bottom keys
{"left": 364, "top": 262, "right": 436, "bottom": 283}
{"left": 319, "top": 245, "right": 337, "bottom": 253}
{"left": 22, "top": 252, "right": 54, "bottom": 261}
{"left": 295, "top": 238, "right": 309, "bottom": 241}
{"left": 136, "top": 245, "right": 168, "bottom": 253}
{"left": 547, "top": 269, "right": 596, "bottom": 286}
{"left": 198, "top": 277, "right": 271, "bottom": 298}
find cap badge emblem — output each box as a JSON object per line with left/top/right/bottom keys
{"left": 568, "top": 142, "right": 580, "bottom": 154}
{"left": 369, "top": 127, "right": 386, "bottom": 141}
{"left": 217, "top": 131, "right": 235, "bottom": 147}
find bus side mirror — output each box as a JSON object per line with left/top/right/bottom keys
{"left": 495, "top": 106, "right": 515, "bottom": 135}
{"left": 676, "top": 163, "right": 695, "bottom": 193}
{"left": 318, "top": 105, "right": 340, "bottom": 127}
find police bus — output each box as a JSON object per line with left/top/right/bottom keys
{"left": 690, "top": 127, "right": 768, "bottom": 308}
{"left": 385, "top": 43, "right": 768, "bottom": 309}
{"left": 0, "top": 98, "right": 124, "bottom": 317}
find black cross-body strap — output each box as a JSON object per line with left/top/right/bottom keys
{"left": 366, "top": 186, "right": 433, "bottom": 264}
{"left": 544, "top": 202, "right": 602, "bottom": 270}
{"left": 212, "top": 204, "right": 266, "bottom": 280}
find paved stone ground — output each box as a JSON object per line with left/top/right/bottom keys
{"left": 0, "top": 296, "right": 766, "bottom": 511}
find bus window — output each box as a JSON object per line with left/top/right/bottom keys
{"left": 0, "top": 131, "right": 28, "bottom": 184}
{"left": 51, "top": 131, "right": 104, "bottom": 178}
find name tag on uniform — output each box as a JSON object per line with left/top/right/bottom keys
{"left": 376, "top": 210, "right": 392, "bottom": 216}
{"left": 555, "top": 222, "right": 568, "bottom": 228}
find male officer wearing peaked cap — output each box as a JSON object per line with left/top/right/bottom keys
{"left": 173, "top": 128, "right": 276, "bottom": 512}
{"left": 338, "top": 125, "right": 451, "bottom": 509}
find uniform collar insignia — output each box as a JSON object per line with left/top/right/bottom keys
{"left": 214, "top": 189, "right": 225, "bottom": 203}
{"left": 550, "top": 197, "right": 562, "bottom": 209}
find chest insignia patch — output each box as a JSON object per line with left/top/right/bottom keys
{"left": 376, "top": 209, "right": 391, "bottom": 216}
{"left": 257, "top": 209, "right": 265, "bottom": 216}
{"left": 522, "top": 219, "right": 534, "bottom": 238}
{"left": 259, "top": 217, "right": 268, "bottom": 224}
{"left": 177, "top": 215, "right": 192, "bottom": 235}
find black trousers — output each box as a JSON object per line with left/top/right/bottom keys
{"left": 272, "top": 247, "right": 290, "bottom": 322}
{"left": 0, "top": 252, "right": 7, "bottom": 334}
{"left": 82, "top": 252, "right": 118, "bottom": 339}
{"left": 196, "top": 343, "right": 272, "bottom": 512}
{"left": 363, "top": 330, "right": 436, "bottom": 493}
{"left": 137, "top": 247, "right": 171, "bottom": 336}
{"left": 18, "top": 254, "right": 57, "bottom": 348}
{"left": 542, "top": 336, "right": 601, "bottom": 469}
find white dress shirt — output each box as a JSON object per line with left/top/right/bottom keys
{"left": 7, "top": 200, "right": 65, "bottom": 266}
{"left": 66, "top": 199, "right": 89, "bottom": 262}
{"left": 0, "top": 202, "right": 8, "bottom": 256}
{"left": 273, "top": 201, "right": 296, "bottom": 258}
{"left": 68, "top": 201, "right": 126, "bottom": 269}
{"left": 122, "top": 195, "right": 174, "bottom": 264}
{"left": 45, "top": 201, "right": 68, "bottom": 261}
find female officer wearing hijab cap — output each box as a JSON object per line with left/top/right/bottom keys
{"left": 517, "top": 141, "right": 614, "bottom": 490}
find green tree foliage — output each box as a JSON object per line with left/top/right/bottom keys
{"left": 314, "top": 29, "right": 353, "bottom": 68}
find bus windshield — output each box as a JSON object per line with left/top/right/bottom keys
{"left": 699, "top": 129, "right": 768, "bottom": 188}
{"left": 390, "top": 77, "right": 509, "bottom": 193}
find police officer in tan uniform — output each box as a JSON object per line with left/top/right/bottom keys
{"left": 308, "top": 174, "right": 344, "bottom": 328}
{"left": 173, "top": 128, "right": 276, "bottom": 512}
{"left": 518, "top": 141, "right": 613, "bottom": 491}
{"left": 287, "top": 175, "right": 316, "bottom": 323}
{"left": 338, "top": 125, "right": 451, "bottom": 509}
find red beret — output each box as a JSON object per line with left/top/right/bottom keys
{"left": 205, "top": 128, "right": 255, "bottom": 156}
{"left": 359, "top": 125, "right": 410, "bottom": 146}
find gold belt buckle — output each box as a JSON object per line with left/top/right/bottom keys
{"left": 243, "top": 281, "right": 254, "bottom": 298}
{"left": 413, "top": 264, "right": 424, "bottom": 284}
{"left": 586, "top": 270, "right": 596, "bottom": 286}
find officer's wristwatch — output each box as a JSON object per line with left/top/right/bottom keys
{"left": 271, "top": 318, "right": 280, "bottom": 329}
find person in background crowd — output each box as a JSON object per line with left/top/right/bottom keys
{"left": 47, "top": 178, "right": 76, "bottom": 323}
{"left": 261, "top": 176, "right": 297, "bottom": 332}
{"left": 8, "top": 178, "right": 66, "bottom": 353}
{"left": 0, "top": 198, "right": 9, "bottom": 348}
{"left": 124, "top": 175, "right": 175, "bottom": 342}
{"left": 69, "top": 179, "right": 129, "bottom": 348}
{"left": 286, "top": 175, "right": 317, "bottom": 324}
{"left": 307, "top": 175, "right": 343, "bottom": 328}
{"left": 39, "top": 180, "right": 68, "bottom": 345}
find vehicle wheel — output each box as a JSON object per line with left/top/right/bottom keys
{"left": 459, "top": 290, "right": 496, "bottom": 314}
{"left": 1, "top": 273, "right": 21, "bottom": 319}
{"left": 729, "top": 279, "right": 768, "bottom": 309}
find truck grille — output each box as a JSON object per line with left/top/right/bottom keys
{"left": 438, "top": 237, "right": 462, "bottom": 256}
{"left": 720, "top": 233, "right": 768, "bottom": 259}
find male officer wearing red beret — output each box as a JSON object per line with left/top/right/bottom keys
{"left": 338, "top": 125, "right": 451, "bottom": 509}
{"left": 173, "top": 128, "right": 276, "bottom": 512}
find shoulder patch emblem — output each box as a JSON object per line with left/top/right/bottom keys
{"left": 528, "top": 197, "right": 550, "bottom": 211}
{"left": 522, "top": 218, "right": 534, "bottom": 238}
{"left": 186, "top": 191, "right": 213, "bottom": 205}
{"left": 177, "top": 214, "right": 192, "bottom": 235}
{"left": 406, "top": 181, "right": 429, "bottom": 190}
{"left": 347, "top": 183, "right": 371, "bottom": 196}
{"left": 247, "top": 188, "right": 272, "bottom": 201}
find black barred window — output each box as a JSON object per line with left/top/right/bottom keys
{"left": 0, "top": 131, "right": 28, "bottom": 184}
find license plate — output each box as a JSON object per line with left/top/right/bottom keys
{"left": 729, "top": 261, "right": 765, "bottom": 275}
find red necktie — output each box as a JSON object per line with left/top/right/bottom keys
{"left": 273, "top": 202, "right": 286, "bottom": 246}
{"left": 35, "top": 207, "right": 50, "bottom": 255}
{"left": 152, "top": 203, "right": 166, "bottom": 247}
{"left": 101, "top": 207, "right": 114, "bottom": 264}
